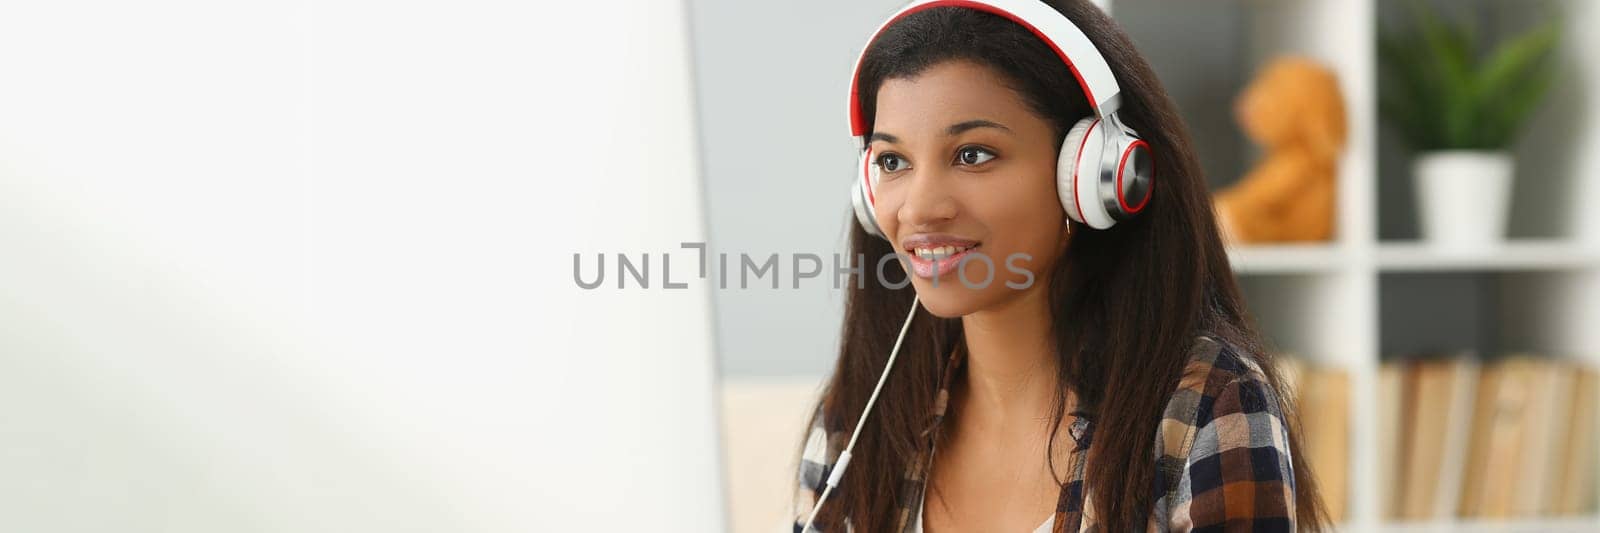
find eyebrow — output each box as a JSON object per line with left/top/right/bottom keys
{"left": 868, "top": 131, "right": 900, "bottom": 144}
{"left": 868, "top": 119, "right": 1013, "bottom": 144}
{"left": 947, "top": 119, "right": 1012, "bottom": 136}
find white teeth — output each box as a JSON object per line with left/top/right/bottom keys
{"left": 912, "top": 244, "right": 975, "bottom": 261}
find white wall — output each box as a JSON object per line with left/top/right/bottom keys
{"left": 0, "top": 1, "right": 724, "bottom": 532}
{"left": 687, "top": 0, "right": 900, "bottom": 377}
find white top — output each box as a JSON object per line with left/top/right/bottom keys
{"left": 911, "top": 483, "right": 1055, "bottom": 532}
{"left": 908, "top": 442, "right": 1057, "bottom": 533}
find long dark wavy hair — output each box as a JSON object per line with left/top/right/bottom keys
{"left": 800, "top": 1, "right": 1329, "bottom": 531}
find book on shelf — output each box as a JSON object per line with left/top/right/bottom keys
{"left": 1394, "top": 354, "right": 1478, "bottom": 520}
{"left": 1378, "top": 362, "right": 1404, "bottom": 520}
{"left": 1275, "top": 354, "right": 1350, "bottom": 522}
{"left": 1556, "top": 367, "right": 1600, "bottom": 515}
{"left": 1381, "top": 354, "right": 1600, "bottom": 521}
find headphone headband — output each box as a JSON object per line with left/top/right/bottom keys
{"left": 847, "top": 0, "right": 1122, "bottom": 143}
{"left": 845, "top": 0, "right": 1153, "bottom": 234}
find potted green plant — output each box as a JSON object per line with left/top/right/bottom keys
{"left": 1378, "top": 0, "right": 1561, "bottom": 251}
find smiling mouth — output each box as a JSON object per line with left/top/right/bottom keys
{"left": 904, "top": 242, "right": 985, "bottom": 280}
{"left": 910, "top": 243, "right": 980, "bottom": 261}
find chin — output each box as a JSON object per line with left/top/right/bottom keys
{"left": 910, "top": 278, "right": 989, "bottom": 318}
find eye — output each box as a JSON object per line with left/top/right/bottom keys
{"left": 875, "top": 152, "right": 912, "bottom": 173}
{"left": 955, "top": 145, "right": 997, "bottom": 166}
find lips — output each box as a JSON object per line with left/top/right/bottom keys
{"left": 901, "top": 234, "right": 982, "bottom": 280}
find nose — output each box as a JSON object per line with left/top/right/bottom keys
{"left": 894, "top": 166, "right": 958, "bottom": 232}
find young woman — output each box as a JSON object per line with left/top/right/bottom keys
{"left": 791, "top": 1, "right": 1330, "bottom": 532}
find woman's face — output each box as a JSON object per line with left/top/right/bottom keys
{"left": 869, "top": 59, "right": 1070, "bottom": 318}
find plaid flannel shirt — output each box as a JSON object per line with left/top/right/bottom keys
{"left": 793, "top": 334, "right": 1297, "bottom": 532}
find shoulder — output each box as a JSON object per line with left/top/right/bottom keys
{"left": 1151, "top": 334, "right": 1296, "bottom": 531}
{"left": 1179, "top": 334, "right": 1274, "bottom": 394}
{"left": 1160, "top": 334, "right": 1286, "bottom": 433}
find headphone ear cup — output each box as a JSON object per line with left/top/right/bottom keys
{"left": 1057, "top": 117, "right": 1114, "bottom": 230}
{"left": 1112, "top": 137, "right": 1155, "bottom": 217}
{"left": 851, "top": 147, "right": 887, "bottom": 239}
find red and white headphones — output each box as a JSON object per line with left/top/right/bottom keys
{"left": 848, "top": 0, "right": 1155, "bottom": 239}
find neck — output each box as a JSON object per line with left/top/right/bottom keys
{"left": 952, "top": 286, "right": 1064, "bottom": 437}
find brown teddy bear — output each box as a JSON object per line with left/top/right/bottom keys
{"left": 1213, "top": 56, "right": 1348, "bottom": 244}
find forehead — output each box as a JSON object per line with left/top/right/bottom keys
{"left": 872, "top": 60, "right": 1039, "bottom": 135}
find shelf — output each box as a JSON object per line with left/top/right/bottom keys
{"left": 1373, "top": 516, "right": 1600, "bottom": 533}
{"left": 1224, "top": 240, "right": 1600, "bottom": 274}
{"left": 1377, "top": 240, "right": 1600, "bottom": 272}
{"left": 1227, "top": 243, "right": 1351, "bottom": 274}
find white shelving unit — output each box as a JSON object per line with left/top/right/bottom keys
{"left": 1376, "top": 240, "right": 1600, "bottom": 272}
{"left": 1110, "top": 0, "right": 1600, "bottom": 531}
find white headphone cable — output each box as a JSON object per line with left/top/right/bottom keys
{"left": 801, "top": 294, "right": 920, "bottom": 532}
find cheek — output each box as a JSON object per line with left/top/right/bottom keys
{"left": 970, "top": 165, "right": 1065, "bottom": 255}
{"left": 873, "top": 193, "right": 900, "bottom": 235}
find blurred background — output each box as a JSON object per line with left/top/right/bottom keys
{"left": 693, "top": 0, "right": 1600, "bottom": 532}
{"left": 0, "top": 1, "right": 725, "bottom": 532}
{"left": 1, "top": 1, "right": 1596, "bottom": 532}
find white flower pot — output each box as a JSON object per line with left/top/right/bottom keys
{"left": 1412, "top": 150, "right": 1513, "bottom": 252}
